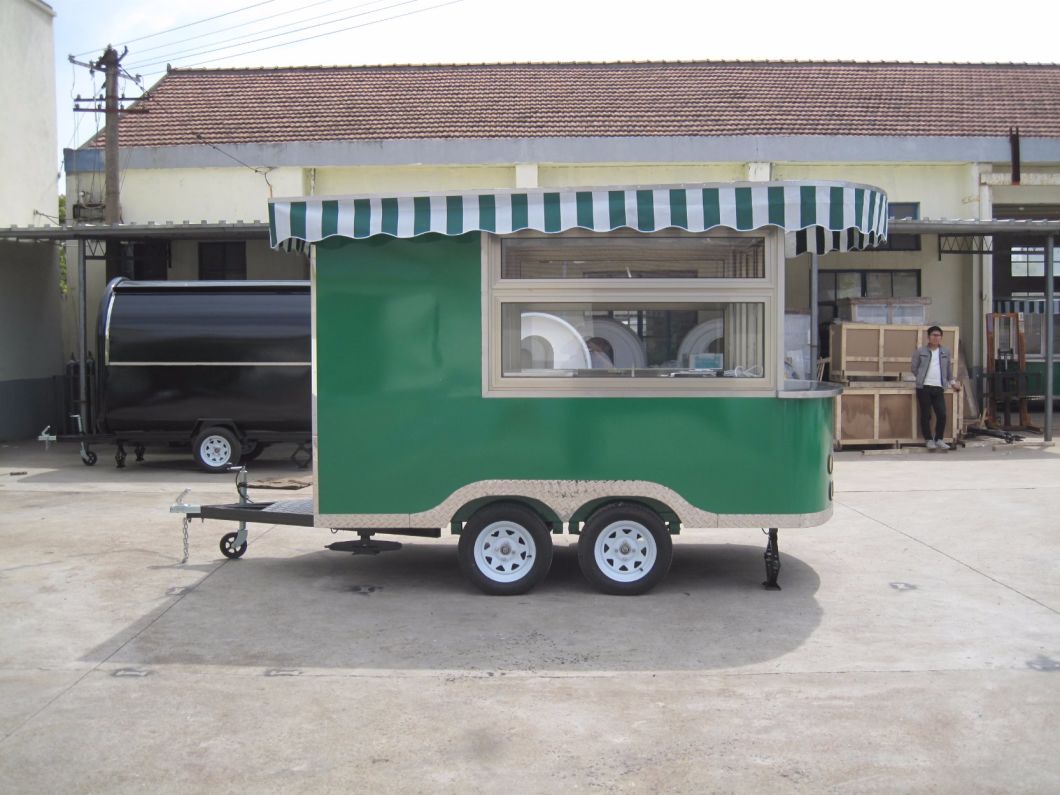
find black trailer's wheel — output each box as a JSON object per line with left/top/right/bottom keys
{"left": 577, "top": 503, "right": 673, "bottom": 595}
{"left": 193, "top": 426, "right": 240, "bottom": 473}
{"left": 219, "top": 532, "right": 247, "bottom": 559}
{"left": 81, "top": 450, "right": 98, "bottom": 466}
{"left": 458, "top": 502, "right": 553, "bottom": 596}
{"left": 241, "top": 441, "right": 267, "bottom": 462}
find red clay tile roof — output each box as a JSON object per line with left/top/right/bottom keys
{"left": 97, "top": 61, "right": 1060, "bottom": 148}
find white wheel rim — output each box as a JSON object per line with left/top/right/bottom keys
{"left": 473, "top": 521, "right": 536, "bottom": 583}
{"left": 594, "top": 520, "right": 657, "bottom": 583}
{"left": 199, "top": 435, "right": 232, "bottom": 467}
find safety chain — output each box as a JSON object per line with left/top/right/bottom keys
{"left": 181, "top": 516, "right": 190, "bottom": 564}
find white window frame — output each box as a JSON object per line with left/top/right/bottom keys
{"left": 482, "top": 228, "right": 783, "bottom": 398}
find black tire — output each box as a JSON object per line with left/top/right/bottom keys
{"left": 457, "top": 502, "right": 554, "bottom": 596}
{"left": 219, "top": 532, "right": 247, "bottom": 559}
{"left": 81, "top": 450, "right": 98, "bottom": 466}
{"left": 193, "top": 426, "right": 241, "bottom": 473}
{"left": 577, "top": 502, "right": 673, "bottom": 595}
{"left": 241, "top": 441, "right": 267, "bottom": 462}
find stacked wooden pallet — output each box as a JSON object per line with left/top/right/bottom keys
{"left": 829, "top": 323, "right": 962, "bottom": 449}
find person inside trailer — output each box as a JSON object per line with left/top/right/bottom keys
{"left": 586, "top": 337, "right": 615, "bottom": 368}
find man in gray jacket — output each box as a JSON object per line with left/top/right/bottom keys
{"left": 911, "top": 325, "right": 961, "bottom": 450}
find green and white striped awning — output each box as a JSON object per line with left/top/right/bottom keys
{"left": 269, "top": 181, "right": 888, "bottom": 256}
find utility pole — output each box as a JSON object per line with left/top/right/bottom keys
{"left": 101, "top": 46, "right": 122, "bottom": 225}
{"left": 67, "top": 46, "right": 149, "bottom": 429}
{"left": 71, "top": 46, "right": 148, "bottom": 277}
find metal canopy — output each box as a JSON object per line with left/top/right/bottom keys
{"left": 887, "top": 218, "right": 1060, "bottom": 259}
{"left": 888, "top": 218, "right": 1060, "bottom": 235}
{"left": 0, "top": 221, "right": 270, "bottom": 242}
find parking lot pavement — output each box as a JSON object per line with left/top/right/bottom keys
{"left": 0, "top": 439, "right": 1058, "bottom": 792}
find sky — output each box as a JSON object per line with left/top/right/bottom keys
{"left": 49, "top": 0, "right": 1058, "bottom": 183}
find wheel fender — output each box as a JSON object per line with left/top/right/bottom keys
{"left": 191, "top": 419, "right": 244, "bottom": 443}
{"left": 451, "top": 496, "right": 562, "bottom": 535}
{"left": 571, "top": 497, "right": 681, "bottom": 535}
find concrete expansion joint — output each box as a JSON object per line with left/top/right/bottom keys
{"left": 841, "top": 503, "right": 1060, "bottom": 618}
{"left": 25, "top": 665, "right": 1056, "bottom": 681}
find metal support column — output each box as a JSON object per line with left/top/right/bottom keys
{"left": 1045, "top": 236, "right": 1054, "bottom": 442}
{"left": 810, "top": 253, "right": 819, "bottom": 378}
{"left": 77, "top": 239, "right": 88, "bottom": 426}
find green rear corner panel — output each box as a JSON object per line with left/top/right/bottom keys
{"left": 1025, "top": 361, "right": 1060, "bottom": 398}
{"left": 314, "top": 234, "right": 833, "bottom": 519}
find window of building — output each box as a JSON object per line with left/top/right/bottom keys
{"left": 881, "top": 202, "right": 921, "bottom": 251}
{"left": 120, "top": 241, "right": 170, "bottom": 280}
{"left": 198, "top": 242, "right": 247, "bottom": 280}
{"left": 485, "top": 231, "right": 777, "bottom": 395}
{"left": 817, "top": 269, "right": 921, "bottom": 324}
{"left": 1010, "top": 246, "right": 1048, "bottom": 279}
{"left": 993, "top": 234, "right": 1060, "bottom": 301}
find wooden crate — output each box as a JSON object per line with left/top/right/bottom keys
{"left": 830, "top": 323, "right": 959, "bottom": 381}
{"left": 835, "top": 384, "right": 961, "bottom": 448}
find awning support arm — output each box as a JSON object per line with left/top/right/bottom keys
{"left": 1046, "top": 235, "right": 1054, "bottom": 443}
{"left": 810, "top": 253, "right": 820, "bottom": 374}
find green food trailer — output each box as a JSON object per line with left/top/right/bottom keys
{"left": 177, "top": 181, "right": 888, "bottom": 595}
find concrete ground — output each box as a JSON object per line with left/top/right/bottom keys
{"left": 0, "top": 436, "right": 1058, "bottom": 793}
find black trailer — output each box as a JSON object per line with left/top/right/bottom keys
{"left": 41, "top": 278, "right": 311, "bottom": 471}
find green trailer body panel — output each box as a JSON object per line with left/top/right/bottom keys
{"left": 1024, "top": 360, "right": 1060, "bottom": 397}
{"left": 314, "top": 234, "right": 833, "bottom": 521}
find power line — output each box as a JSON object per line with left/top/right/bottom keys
{"left": 125, "top": 0, "right": 398, "bottom": 70}
{"left": 72, "top": 0, "right": 282, "bottom": 57}
{"left": 127, "top": 0, "right": 432, "bottom": 72}
{"left": 143, "top": 0, "right": 465, "bottom": 75}
{"left": 125, "top": 0, "right": 347, "bottom": 59}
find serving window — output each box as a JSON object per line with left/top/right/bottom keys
{"left": 485, "top": 230, "right": 779, "bottom": 396}
{"left": 501, "top": 302, "right": 764, "bottom": 378}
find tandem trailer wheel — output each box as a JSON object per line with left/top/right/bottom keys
{"left": 194, "top": 426, "right": 241, "bottom": 473}
{"left": 219, "top": 532, "right": 248, "bottom": 559}
{"left": 577, "top": 503, "right": 673, "bottom": 595}
{"left": 458, "top": 502, "right": 554, "bottom": 596}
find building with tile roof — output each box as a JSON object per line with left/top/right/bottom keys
{"left": 64, "top": 60, "right": 1060, "bottom": 383}
{"left": 86, "top": 61, "right": 1060, "bottom": 144}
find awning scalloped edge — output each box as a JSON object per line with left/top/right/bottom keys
{"left": 268, "top": 181, "right": 889, "bottom": 256}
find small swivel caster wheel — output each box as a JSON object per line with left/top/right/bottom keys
{"left": 220, "top": 532, "right": 247, "bottom": 559}
{"left": 81, "top": 451, "right": 98, "bottom": 466}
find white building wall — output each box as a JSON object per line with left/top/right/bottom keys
{"left": 540, "top": 164, "right": 746, "bottom": 186}
{"left": 0, "top": 0, "right": 63, "bottom": 440}
{"left": 0, "top": 0, "right": 57, "bottom": 227}
{"left": 315, "top": 165, "right": 516, "bottom": 195}
{"left": 115, "top": 167, "right": 302, "bottom": 224}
